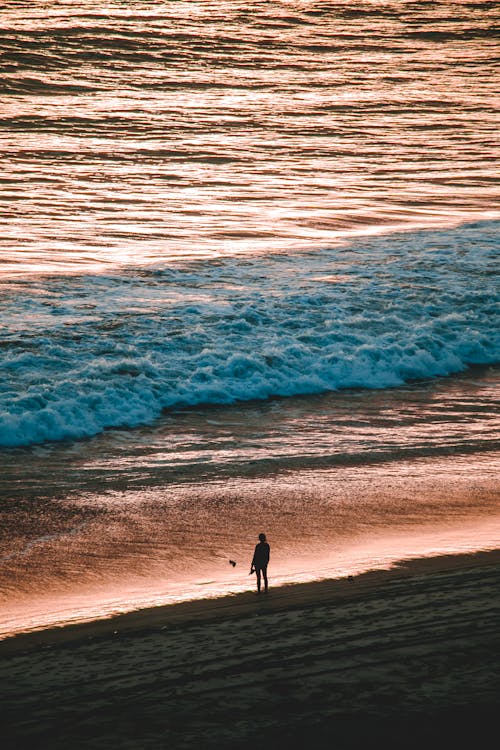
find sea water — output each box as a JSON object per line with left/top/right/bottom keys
{"left": 0, "top": 0, "right": 499, "bottom": 637}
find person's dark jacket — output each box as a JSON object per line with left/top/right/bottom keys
{"left": 252, "top": 541, "right": 270, "bottom": 569}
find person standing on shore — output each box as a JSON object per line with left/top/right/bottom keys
{"left": 250, "top": 533, "right": 270, "bottom": 593}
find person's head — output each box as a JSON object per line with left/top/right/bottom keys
{"left": 258, "top": 533, "right": 267, "bottom": 542}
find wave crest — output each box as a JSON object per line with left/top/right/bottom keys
{"left": 1, "top": 223, "right": 498, "bottom": 447}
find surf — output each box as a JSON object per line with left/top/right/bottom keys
{"left": 1, "top": 221, "right": 498, "bottom": 448}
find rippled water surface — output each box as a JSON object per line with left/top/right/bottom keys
{"left": 1, "top": 0, "right": 499, "bottom": 273}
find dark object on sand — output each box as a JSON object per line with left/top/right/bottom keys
{"left": 229, "top": 560, "right": 237, "bottom": 567}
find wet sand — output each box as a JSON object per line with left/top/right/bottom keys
{"left": 2, "top": 550, "right": 500, "bottom": 750}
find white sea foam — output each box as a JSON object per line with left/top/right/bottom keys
{"left": 1, "top": 222, "right": 498, "bottom": 447}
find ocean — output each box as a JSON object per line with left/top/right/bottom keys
{"left": 0, "top": 0, "right": 499, "bottom": 637}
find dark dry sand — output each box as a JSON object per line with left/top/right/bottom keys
{"left": 2, "top": 550, "right": 500, "bottom": 750}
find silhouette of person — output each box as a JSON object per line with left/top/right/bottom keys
{"left": 250, "top": 533, "right": 270, "bottom": 593}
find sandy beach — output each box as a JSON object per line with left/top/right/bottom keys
{"left": 2, "top": 549, "right": 499, "bottom": 750}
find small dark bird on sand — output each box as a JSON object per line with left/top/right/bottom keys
{"left": 229, "top": 560, "right": 237, "bottom": 567}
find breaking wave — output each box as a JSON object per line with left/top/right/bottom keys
{"left": 1, "top": 222, "right": 499, "bottom": 447}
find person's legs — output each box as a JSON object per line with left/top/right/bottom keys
{"left": 262, "top": 565, "right": 268, "bottom": 592}
{"left": 256, "top": 568, "right": 261, "bottom": 592}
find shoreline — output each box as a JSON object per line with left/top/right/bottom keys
{"left": 3, "top": 547, "right": 500, "bottom": 749}
{"left": 2, "top": 547, "right": 499, "bottom": 656}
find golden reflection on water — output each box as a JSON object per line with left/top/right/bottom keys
{"left": 1, "top": 1, "right": 499, "bottom": 275}
{"left": 2, "top": 514, "right": 499, "bottom": 640}
{"left": 1, "top": 452, "right": 499, "bottom": 639}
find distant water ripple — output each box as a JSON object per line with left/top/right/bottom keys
{"left": 0, "top": 0, "right": 499, "bottom": 274}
